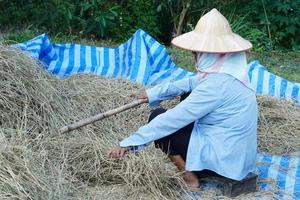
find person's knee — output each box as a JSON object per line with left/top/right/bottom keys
{"left": 148, "top": 107, "right": 166, "bottom": 122}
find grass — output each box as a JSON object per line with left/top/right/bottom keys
{"left": 249, "top": 51, "right": 300, "bottom": 83}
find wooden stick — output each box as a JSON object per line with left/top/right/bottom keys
{"left": 60, "top": 99, "right": 145, "bottom": 133}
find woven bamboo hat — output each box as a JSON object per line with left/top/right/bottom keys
{"left": 171, "top": 8, "right": 252, "bottom": 53}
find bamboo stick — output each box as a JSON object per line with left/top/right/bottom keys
{"left": 60, "top": 99, "right": 145, "bottom": 133}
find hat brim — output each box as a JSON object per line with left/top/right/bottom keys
{"left": 171, "top": 31, "right": 252, "bottom": 53}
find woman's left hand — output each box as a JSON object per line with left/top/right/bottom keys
{"left": 107, "top": 146, "right": 128, "bottom": 159}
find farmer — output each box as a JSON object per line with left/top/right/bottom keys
{"left": 108, "top": 8, "right": 257, "bottom": 188}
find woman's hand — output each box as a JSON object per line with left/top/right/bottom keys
{"left": 107, "top": 146, "right": 128, "bottom": 159}
{"left": 138, "top": 89, "right": 149, "bottom": 103}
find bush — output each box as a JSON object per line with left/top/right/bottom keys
{"left": 0, "top": 0, "right": 120, "bottom": 39}
{"left": 111, "top": 0, "right": 161, "bottom": 41}
{"left": 0, "top": 0, "right": 299, "bottom": 49}
{"left": 79, "top": 0, "right": 119, "bottom": 38}
{"left": 262, "top": 0, "right": 300, "bottom": 50}
{"left": 0, "top": 0, "right": 78, "bottom": 34}
{"left": 213, "top": 0, "right": 300, "bottom": 50}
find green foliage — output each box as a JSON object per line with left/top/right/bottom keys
{"left": 0, "top": 0, "right": 299, "bottom": 49}
{"left": 0, "top": 0, "right": 160, "bottom": 41}
{"left": 79, "top": 0, "right": 119, "bottom": 38}
{"left": 155, "top": 0, "right": 211, "bottom": 37}
{"left": 0, "top": 0, "right": 77, "bottom": 34}
{"left": 111, "top": 0, "right": 161, "bottom": 40}
{"left": 213, "top": 0, "right": 300, "bottom": 50}
{"left": 227, "top": 13, "right": 271, "bottom": 52}
{"left": 0, "top": 0, "right": 30, "bottom": 25}
{"left": 0, "top": 0, "right": 120, "bottom": 38}
{"left": 37, "top": 1, "right": 76, "bottom": 33}
{"left": 262, "top": 0, "right": 300, "bottom": 50}
{"left": 3, "top": 28, "right": 38, "bottom": 44}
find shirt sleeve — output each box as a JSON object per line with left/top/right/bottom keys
{"left": 120, "top": 76, "right": 221, "bottom": 148}
{"left": 146, "top": 75, "right": 199, "bottom": 107}
{"left": 128, "top": 142, "right": 151, "bottom": 153}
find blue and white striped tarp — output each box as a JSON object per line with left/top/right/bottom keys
{"left": 249, "top": 61, "right": 300, "bottom": 105}
{"left": 257, "top": 153, "right": 300, "bottom": 199}
{"left": 14, "top": 29, "right": 300, "bottom": 198}
{"left": 13, "top": 29, "right": 195, "bottom": 86}
{"left": 13, "top": 29, "right": 300, "bottom": 105}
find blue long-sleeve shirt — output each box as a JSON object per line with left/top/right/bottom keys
{"left": 120, "top": 73, "right": 258, "bottom": 180}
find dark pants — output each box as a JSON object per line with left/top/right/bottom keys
{"left": 150, "top": 107, "right": 193, "bottom": 161}
{"left": 149, "top": 93, "right": 222, "bottom": 179}
{"left": 149, "top": 93, "right": 192, "bottom": 161}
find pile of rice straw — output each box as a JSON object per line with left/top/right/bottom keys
{"left": 257, "top": 96, "right": 300, "bottom": 154}
{"left": 0, "top": 45, "right": 299, "bottom": 199}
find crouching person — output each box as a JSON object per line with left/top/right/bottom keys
{"left": 107, "top": 8, "right": 258, "bottom": 189}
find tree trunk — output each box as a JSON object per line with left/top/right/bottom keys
{"left": 174, "top": 0, "right": 192, "bottom": 36}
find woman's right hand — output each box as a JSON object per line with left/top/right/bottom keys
{"left": 107, "top": 146, "right": 128, "bottom": 159}
{"left": 138, "top": 89, "right": 149, "bottom": 103}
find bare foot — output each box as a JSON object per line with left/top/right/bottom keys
{"left": 182, "top": 171, "right": 200, "bottom": 188}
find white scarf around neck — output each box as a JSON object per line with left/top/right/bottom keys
{"left": 196, "top": 52, "right": 253, "bottom": 90}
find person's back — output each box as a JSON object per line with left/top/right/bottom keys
{"left": 186, "top": 73, "right": 257, "bottom": 180}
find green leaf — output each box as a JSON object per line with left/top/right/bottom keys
{"left": 157, "top": 4, "right": 162, "bottom": 12}
{"left": 83, "top": 3, "right": 92, "bottom": 11}
{"left": 67, "top": 9, "right": 72, "bottom": 20}
{"left": 101, "top": 16, "right": 106, "bottom": 27}
{"left": 110, "top": 10, "right": 118, "bottom": 17}
{"left": 286, "top": 26, "right": 296, "bottom": 35}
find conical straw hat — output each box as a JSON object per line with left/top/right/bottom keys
{"left": 171, "top": 8, "right": 252, "bottom": 53}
